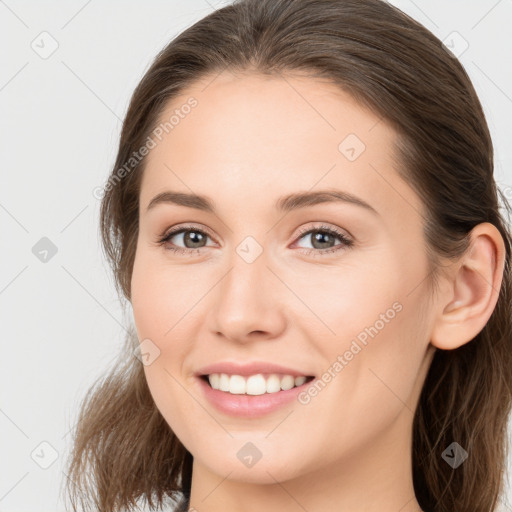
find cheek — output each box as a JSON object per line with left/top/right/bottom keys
{"left": 131, "top": 254, "right": 198, "bottom": 437}
{"left": 130, "top": 250, "right": 204, "bottom": 341}
{"left": 286, "top": 258, "right": 400, "bottom": 345}
{"left": 325, "top": 242, "right": 431, "bottom": 349}
{"left": 305, "top": 248, "right": 431, "bottom": 413}
{"left": 130, "top": 251, "right": 207, "bottom": 406}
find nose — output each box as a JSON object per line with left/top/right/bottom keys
{"left": 207, "top": 250, "right": 287, "bottom": 344}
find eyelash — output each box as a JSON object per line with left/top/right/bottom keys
{"left": 156, "top": 223, "right": 354, "bottom": 258}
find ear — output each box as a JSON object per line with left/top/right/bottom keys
{"left": 430, "top": 222, "right": 506, "bottom": 350}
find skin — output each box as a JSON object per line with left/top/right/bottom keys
{"left": 130, "top": 71, "right": 505, "bottom": 512}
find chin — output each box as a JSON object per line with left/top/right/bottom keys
{"left": 197, "top": 447, "right": 309, "bottom": 484}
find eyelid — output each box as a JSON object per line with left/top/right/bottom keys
{"left": 290, "top": 223, "right": 354, "bottom": 254}
{"left": 157, "top": 221, "right": 354, "bottom": 256}
{"left": 293, "top": 222, "right": 352, "bottom": 241}
{"left": 160, "top": 223, "right": 218, "bottom": 242}
{"left": 159, "top": 222, "right": 350, "bottom": 243}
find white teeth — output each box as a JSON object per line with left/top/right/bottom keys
{"left": 246, "top": 374, "right": 266, "bottom": 395}
{"left": 207, "top": 373, "right": 310, "bottom": 395}
{"left": 209, "top": 373, "right": 220, "bottom": 389}
{"left": 219, "top": 373, "right": 230, "bottom": 391}
{"left": 281, "top": 375, "right": 295, "bottom": 390}
{"left": 229, "top": 375, "right": 246, "bottom": 394}
{"left": 266, "top": 374, "right": 281, "bottom": 394}
{"left": 294, "top": 376, "right": 307, "bottom": 386}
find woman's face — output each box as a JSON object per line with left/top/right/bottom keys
{"left": 131, "top": 71, "right": 437, "bottom": 485}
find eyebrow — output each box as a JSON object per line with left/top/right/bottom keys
{"left": 145, "top": 189, "right": 379, "bottom": 216}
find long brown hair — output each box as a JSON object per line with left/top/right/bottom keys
{"left": 62, "top": 1, "right": 512, "bottom": 511}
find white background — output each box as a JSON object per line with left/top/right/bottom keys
{"left": 1, "top": 0, "right": 511, "bottom": 510}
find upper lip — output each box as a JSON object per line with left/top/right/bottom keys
{"left": 195, "top": 361, "right": 315, "bottom": 377}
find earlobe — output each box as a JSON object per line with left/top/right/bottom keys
{"left": 430, "top": 222, "right": 505, "bottom": 350}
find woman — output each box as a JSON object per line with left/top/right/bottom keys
{"left": 63, "top": 0, "right": 512, "bottom": 511}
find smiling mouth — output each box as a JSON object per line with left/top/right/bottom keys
{"left": 199, "top": 373, "right": 315, "bottom": 396}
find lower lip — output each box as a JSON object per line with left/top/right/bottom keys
{"left": 196, "top": 376, "right": 313, "bottom": 418}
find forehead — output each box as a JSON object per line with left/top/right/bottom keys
{"left": 139, "top": 71, "right": 422, "bottom": 221}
